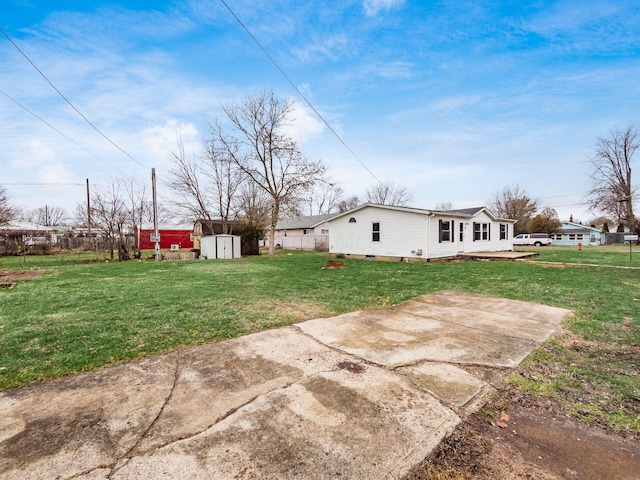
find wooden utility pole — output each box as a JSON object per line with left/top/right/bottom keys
{"left": 151, "top": 168, "right": 161, "bottom": 261}
{"left": 86, "top": 179, "right": 92, "bottom": 252}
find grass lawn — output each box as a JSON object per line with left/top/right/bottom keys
{"left": 1, "top": 248, "right": 639, "bottom": 434}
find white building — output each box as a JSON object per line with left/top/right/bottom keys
{"left": 273, "top": 213, "right": 334, "bottom": 251}
{"left": 327, "top": 204, "right": 515, "bottom": 260}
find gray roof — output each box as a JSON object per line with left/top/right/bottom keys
{"left": 436, "top": 206, "right": 485, "bottom": 216}
{"left": 275, "top": 213, "right": 336, "bottom": 230}
{"left": 327, "top": 203, "right": 514, "bottom": 223}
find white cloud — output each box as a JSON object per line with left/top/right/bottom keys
{"left": 137, "top": 120, "right": 200, "bottom": 168}
{"left": 363, "top": 0, "right": 405, "bottom": 16}
{"left": 280, "top": 101, "right": 325, "bottom": 144}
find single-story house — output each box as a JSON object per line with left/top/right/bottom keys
{"left": 273, "top": 213, "right": 334, "bottom": 251}
{"left": 550, "top": 222, "right": 605, "bottom": 246}
{"left": 135, "top": 223, "right": 194, "bottom": 250}
{"left": 0, "top": 220, "right": 59, "bottom": 255}
{"left": 327, "top": 204, "right": 516, "bottom": 260}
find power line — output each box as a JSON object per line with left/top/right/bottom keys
{"left": 0, "top": 182, "right": 84, "bottom": 186}
{"left": 218, "top": 0, "right": 382, "bottom": 186}
{"left": 0, "top": 88, "right": 142, "bottom": 181}
{"left": 0, "top": 28, "right": 148, "bottom": 169}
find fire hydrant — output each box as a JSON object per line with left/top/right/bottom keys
{"left": 577, "top": 242, "right": 582, "bottom": 251}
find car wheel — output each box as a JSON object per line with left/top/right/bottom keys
{"left": 533, "top": 241, "right": 542, "bottom": 247}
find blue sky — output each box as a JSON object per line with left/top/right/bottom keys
{"left": 2, "top": 0, "right": 640, "bottom": 222}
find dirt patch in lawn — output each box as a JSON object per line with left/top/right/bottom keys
{"left": 0, "top": 269, "right": 45, "bottom": 288}
{"left": 406, "top": 388, "right": 640, "bottom": 480}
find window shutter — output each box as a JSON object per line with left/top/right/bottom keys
{"left": 451, "top": 221, "right": 455, "bottom": 242}
{"left": 488, "top": 224, "right": 491, "bottom": 241}
{"left": 438, "top": 219, "right": 443, "bottom": 243}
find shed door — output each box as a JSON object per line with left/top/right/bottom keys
{"left": 216, "top": 236, "right": 234, "bottom": 259}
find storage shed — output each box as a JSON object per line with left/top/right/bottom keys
{"left": 200, "top": 235, "right": 242, "bottom": 259}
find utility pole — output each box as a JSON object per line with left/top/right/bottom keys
{"left": 86, "top": 179, "right": 92, "bottom": 252}
{"left": 151, "top": 168, "right": 161, "bottom": 261}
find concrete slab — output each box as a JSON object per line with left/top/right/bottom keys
{"left": 0, "top": 327, "right": 459, "bottom": 480}
{"left": 0, "top": 291, "right": 571, "bottom": 480}
{"left": 298, "top": 291, "right": 571, "bottom": 368}
{"left": 397, "top": 362, "right": 496, "bottom": 415}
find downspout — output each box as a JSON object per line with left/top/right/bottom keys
{"left": 427, "top": 212, "right": 435, "bottom": 260}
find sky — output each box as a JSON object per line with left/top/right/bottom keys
{"left": 2, "top": 0, "right": 640, "bottom": 224}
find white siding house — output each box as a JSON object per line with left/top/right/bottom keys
{"left": 327, "top": 204, "right": 515, "bottom": 260}
{"left": 273, "top": 213, "right": 334, "bottom": 251}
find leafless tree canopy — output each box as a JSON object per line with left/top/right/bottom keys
{"left": 26, "top": 206, "right": 68, "bottom": 226}
{"left": 300, "top": 182, "right": 343, "bottom": 216}
{"left": 587, "top": 126, "right": 638, "bottom": 232}
{"left": 488, "top": 185, "right": 538, "bottom": 235}
{"left": 365, "top": 181, "right": 412, "bottom": 206}
{"left": 433, "top": 201, "right": 453, "bottom": 212}
{"left": 337, "top": 195, "right": 361, "bottom": 213}
{"left": 166, "top": 134, "right": 214, "bottom": 221}
{"left": 0, "top": 187, "right": 20, "bottom": 225}
{"left": 218, "top": 91, "right": 328, "bottom": 256}
{"left": 74, "top": 178, "right": 151, "bottom": 260}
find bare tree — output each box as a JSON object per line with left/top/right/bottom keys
{"left": 0, "top": 186, "right": 19, "bottom": 225}
{"left": 26, "top": 206, "right": 68, "bottom": 226}
{"left": 204, "top": 120, "right": 247, "bottom": 233}
{"left": 124, "top": 179, "right": 153, "bottom": 258}
{"left": 587, "top": 126, "right": 638, "bottom": 233}
{"left": 365, "top": 181, "right": 412, "bottom": 206}
{"left": 433, "top": 201, "right": 453, "bottom": 211}
{"left": 217, "top": 91, "right": 328, "bottom": 256}
{"left": 488, "top": 185, "right": 538, "bottom": 235}
{"left": 90, "top": 180, "right": 130, "bottom": 260}
{"left": 302, "top": 182, "right": 343, "bottom": 215}
{"left": 337, "top": 195, "right": 361, "bottom": 213}
{"left": 165, "top": 134, "right": 214, "bottom": 220}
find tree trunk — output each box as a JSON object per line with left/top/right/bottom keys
{"left": 268, "top": 203, "right": 279, "bottom": 257}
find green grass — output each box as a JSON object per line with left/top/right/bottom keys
{"left": 521, "top": 244, "right": 640, "bottom": 267}
{"left": 1, "top": 249, "right": 639, "bottom": 434}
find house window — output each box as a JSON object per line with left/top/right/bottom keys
{"left": 320, "top": 228, "right": 329, "bottom": 235}
{"left": 576, "top": 234, "right": 583, "bottom": 240}
{"left": 569, "top": 234, "right": 576, "bottom": 240}
{"left": 303, "top": 229, "right": 308, "bottom": 235}
{"left": 349, "top": 217, "right": 356, "bottom": 223}
{"left": 439, "top": 220, "right": 452, "bottom": 243}
{"left": 500, "top": 224, "right": 508, "bottom": 240}
{"left": 473, "top": 222, "right": 490, "bottom": 241}
{"left": 372, "top": 222, "right": 380, "bottom": 242}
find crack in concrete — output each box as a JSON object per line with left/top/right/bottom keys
{"left": 96, "top": 366, "right": 346, "bottom": 470}
{"left": 103, "top": 351, "right": 182, "bottom": 479}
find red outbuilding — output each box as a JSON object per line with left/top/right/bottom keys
{"left": 135, "top": 223, "right": 194, "bottom": 250}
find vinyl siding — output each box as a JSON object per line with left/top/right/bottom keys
{"left": 329, "top": 207, "right": 428, "bottom": 258}
{"left": 328, "top": 206, "right": 514, "bottom": 259}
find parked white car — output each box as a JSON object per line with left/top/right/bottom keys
{"left": 513, "top": 233, "right": 552, "bottom": 247}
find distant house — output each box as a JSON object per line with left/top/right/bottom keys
{"left": 327, "top": 204, "right": 515, "bottom": 260}
{"left": 135, "top": 223, "right": 194, "bottom": 250}
{"left": 550, "top": 222, "right": 604, "bottom": 246}
{"left": 0, "top": 220, "right": 59, "bottom": 255}
{"left": 273, "top": 213, "right": 335, "bottom": 251}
